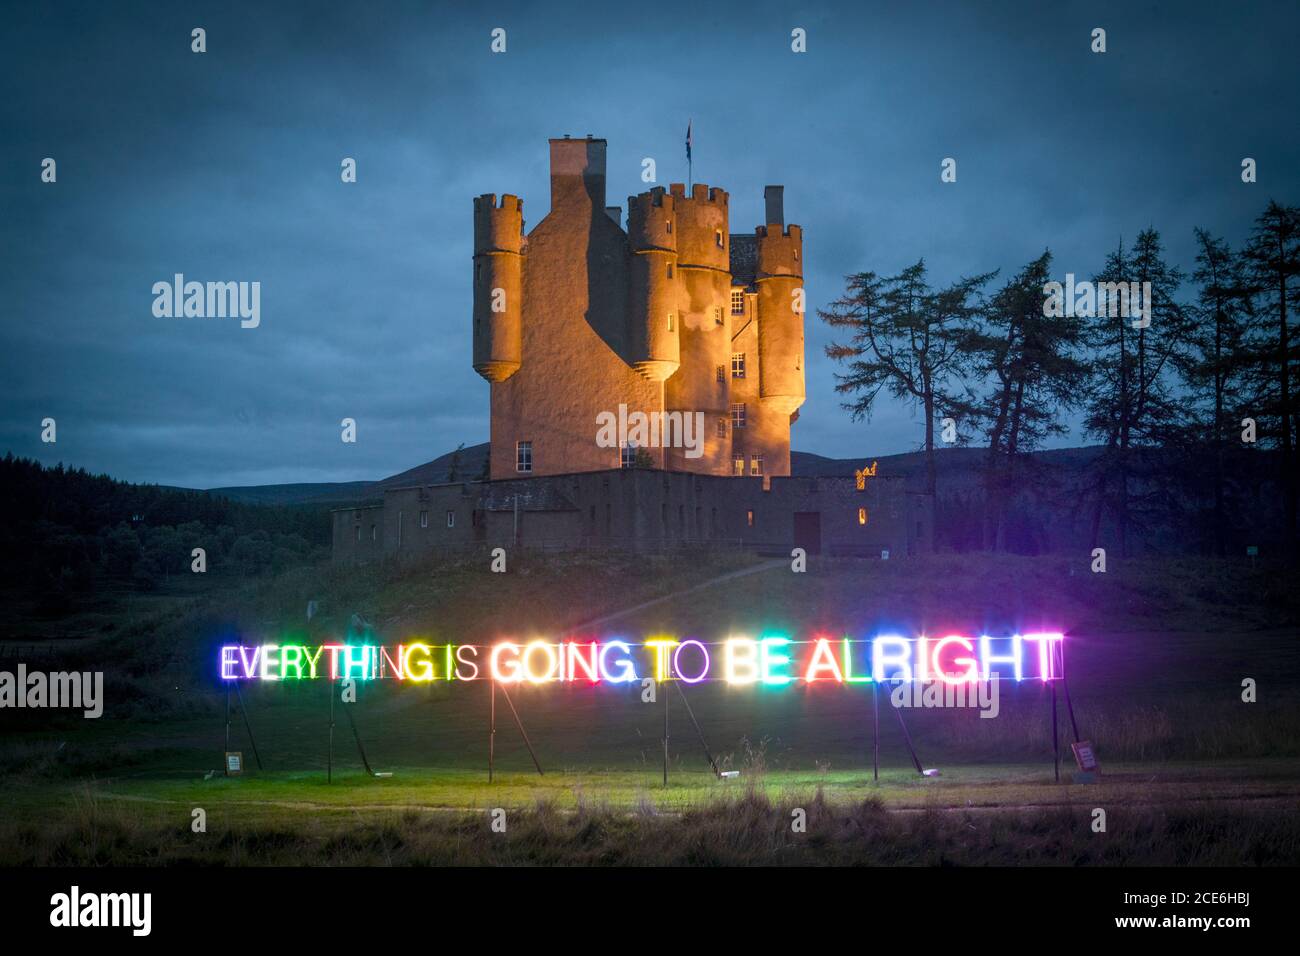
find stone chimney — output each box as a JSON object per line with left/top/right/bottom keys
{"left": 764, "top": 185, "right": 785, "bottom": 226}
{"left": 549, "top": 135, "right": 607, "bottom": 212}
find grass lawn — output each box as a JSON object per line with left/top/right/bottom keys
{"left": 3, "top": 550, "right": 1299, "bottom": 864}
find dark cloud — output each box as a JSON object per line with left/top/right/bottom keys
{"left": 2, "top": 0, "right": 1296, "bottom": 487}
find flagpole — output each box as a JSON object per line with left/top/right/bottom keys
{"left": 686, "top": 120, "right": 693, "bottom": 191}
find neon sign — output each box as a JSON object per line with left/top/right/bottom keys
{"left": 219, "top": 634, "right": 1064, "bottom": 685}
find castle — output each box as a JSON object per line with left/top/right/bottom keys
{"left": 475, "top": 135, "right": 805, "bottom": 479}
{"left": 332, "top": 136, "right": 930, "bottom": 562}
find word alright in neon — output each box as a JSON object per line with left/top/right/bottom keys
{"left": 219, "top": 634, "right": 1064, "bottom": 685}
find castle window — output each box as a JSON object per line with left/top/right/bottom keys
{"left": 732, "top": 455, "right": 744, "bottom": 476}
{"left": 746, "top": 509, "right": 755, "bottom": 528}
{"left": 446, "top": 510, "right": 455, "bottom": 528}
{"left": 715, "top": 229, "right": 724, "bottom": 248}
{"left": 668, "top": 313, "right": 675, "bottom": 332}
{"left": 731, "top": 353, "right": 746, "bottom": 378}
{"left": 355, "top": 526, "right": 361, "bottom": 542}
{"left": 420, "top": 510, "right": 428, "bottom": 529}
{"left": 620, "top": 444, "right": 636, "bottom": 469}
{"left": 717, "top": 418, "right": 727, "bottom": 438}
{"left": 794, "top": 249, "right": 799, "bottom": 260}
{"left": 730, "top": 290, "right": 745, "bottom": 315}
{"left": 730, "top": 403, "right": 746, "bottom": 427}
{"left": 516, "top": 440, "right": 533, "bottom": 473}
{"left": 750, "top": 456, "right": 764, "bottom": 477}
{"left": 667, "top": 264, "right": 673, "bottom": 279}
{"left": 666, "top": 220, "right": 672, "bottom": 233}
{"left": 859, "top": 508, "right": 868, "bottom": 526}
{"left": 714, "top": 307, "right": 723, "bottom": 326}
{"left": 370, "top": 524, "right": 377, "bottom": 541}
{"left": 716, "top": 365, "right": 725, "bottom": 383}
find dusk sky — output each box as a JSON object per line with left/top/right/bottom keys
{"left": 3, "top": 0, "right": 1297, "bottom": 488}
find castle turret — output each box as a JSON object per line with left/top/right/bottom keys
{"left": 626, "top": 187, "right": 681, "bottom": 382}
{"left": 755, "top": 219, "right": 805, "bottom": 415}
{"left": 665, "top": 184, "right": 731, "bottom": 472}
{"left": 472, "top": 193, "right": 524, "bottom": 383}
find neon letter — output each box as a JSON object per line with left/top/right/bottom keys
{"left": 673, "top": 640, "right": 710, "bottom": 684}
{"left": 804, "top": 638, "right": 844, "bottom": 682}
{"left": 599, "top": 641, "right": 637, "bottom": 683}
{"left": 872, "top": 636, "right": 912, "bottom": 683}
{"left": 490, "top": 642, "right": 522, "bottom": 683}
{"left": 725, "top": 637, "right": 759, "bottom": 684}
{"left": 931, "top": 635, "right": 977, "bottom": 684}
{"left": 455, "top": 644, "right": 480, "bottom": 681}
{"left": 566, "top": 641, "right": 600, "bottom": 682}
{"left": 760, "top": 637, "right": 792, "bottom": 685}
{"left": 404, "top": 643, "right": 434, "bottom": 682}
{"left": 521, "top": 640, "right": 560, "bottom": 683}
{"left": 645, "top": 638, "right": 679, "bottom": 682}
{"left": 979, "top": 635, "right": 1023, "bottom": 681}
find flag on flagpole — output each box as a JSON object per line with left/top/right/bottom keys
{"left": 685, "top": 120, "right": 692, "bottom": 162}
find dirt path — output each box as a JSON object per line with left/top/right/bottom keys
{"left": 93, "top": 790, "right": 1300, "bottom": 817}
{"left": 568, "top": 558, "right": 786, "bottom": 632}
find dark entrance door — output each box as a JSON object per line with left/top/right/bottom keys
{"left": 793, "top": 511, "right": 822, "bottom": 555}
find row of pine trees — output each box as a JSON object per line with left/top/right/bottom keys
{"left": 820, "top": 200, "right": 1298, "bottom": 559}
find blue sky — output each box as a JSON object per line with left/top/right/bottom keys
{"left": 3, "top": 0, "right": 1297, "bottom": 487}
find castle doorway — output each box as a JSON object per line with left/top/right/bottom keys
{"left": 793, "top": 511, "right": 822, "bottom": 555}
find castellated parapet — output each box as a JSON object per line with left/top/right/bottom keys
{"left": 475, "top": 137, "right": 805, "bottom": 481}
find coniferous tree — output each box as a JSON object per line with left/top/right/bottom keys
{"left": 964, "top": 250, "right": 1087, "bottom": 551}
{"left": 1175, "top": 229, "right": 1254, "bottom": 555}
{"left": 1242, "top": 201, "right": 1300, "bottom": 560}
{"left": 1082, "top": 229, "right": 1191, "bottom": 556}
{"left": 820, "top": 260, "right": 993, "bottom": 550}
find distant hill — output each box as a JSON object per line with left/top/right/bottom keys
{"left": 201, "top": 442, "right": 1109, "bottom": 506}
{"left": 201, "top": 443, "right": 491, "bottom": 506}
{"left": 203, "top": 481, "right": 376, "bottom": 506}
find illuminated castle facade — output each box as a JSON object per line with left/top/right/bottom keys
{"left": 473, "top": 136, "right": 805, "bottom": 480}
{"left": 331, "top": 137, "right": 931, "bottom": 562}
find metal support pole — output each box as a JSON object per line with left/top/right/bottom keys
{"left": 891, "top": 692, "right": 924, "bottom": 776}
{"left": 672, "top": 681, "right": 719, "bottom": 776}
{"left": 328, "top": 677, "right": 335, "bottom": 784}
{"left": 498, "top": 683, "right": 543, "bottom": 776}
{"left": 232, "top": 680, "right": 263, "bottom": 770}
{"left": 872, "top": 681, "right": 879, "bottom": 782}
{"left": 224, "top": 686, "right": 231, "bottom": 755}
{"left": 489, "top": 679, "right": 496, "bottom": 783}
{"left": 1062, "top": 674, "right": 1081, "bottom": 743}
{"left": 342, "top": 698, "right": 376, "bottom": 776}
{"left": 662, "top": 679, "right": 669, "bottom": 786}
{"left": 1051, "top": 681, "right": 1060, "bottom": 783}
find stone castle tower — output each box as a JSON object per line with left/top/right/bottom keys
{"left": 473, "top": 135, "right": 805, "bottom": 480}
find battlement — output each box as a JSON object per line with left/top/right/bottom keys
{"left": 474, "top": 193, "right": 523, "bottom": 213}
{"left": 755, "top": 223, "right": 802, "bottom": 240}
{"left": 474, "top": 193, "right": 525, "bottom": 255}
{"left": 627, "top": 187, "right": 677, "bottom": 253}
{"left": 756, "top": 222, "right": 802, "bottom": 280}
{"left": 667, "top": 183, "right": 728, "bottom": 205}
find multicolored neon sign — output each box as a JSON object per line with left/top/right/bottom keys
{"left": 219, "top": 634, "right": 1064, "bottom": 685}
